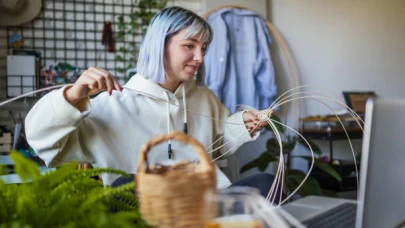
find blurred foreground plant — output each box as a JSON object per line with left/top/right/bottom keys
{"left": 0, "top": 152, "right": 146, "bottom": 227}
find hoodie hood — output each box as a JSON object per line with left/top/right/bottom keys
{"left": 123, "top": 73, "right": 196, "bottom": 101}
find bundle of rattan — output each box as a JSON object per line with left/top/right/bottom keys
{"left": 135, "top": 131, "right": 217, "bottom": 228}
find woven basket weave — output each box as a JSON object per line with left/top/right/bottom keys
{"left": 135, "top": 131, "right": 217, "bottom": 228}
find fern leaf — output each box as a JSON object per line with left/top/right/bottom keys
{"left": 9, "top": 151, "right": 40, "bottom": 182}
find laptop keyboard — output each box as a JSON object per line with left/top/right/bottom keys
{"left": 303, "top": 203, "right": 357, "bottom": 228}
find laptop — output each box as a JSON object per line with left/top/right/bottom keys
{"left": 282, "top": 98, "right": 405, "bottom": 228}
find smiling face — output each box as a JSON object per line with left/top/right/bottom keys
{"left": 163, "top": 28, "right": 207, "bottom": 88}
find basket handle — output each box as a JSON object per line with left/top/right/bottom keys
{"left": 137, "top": 131, "right": 214, "bottom": 173}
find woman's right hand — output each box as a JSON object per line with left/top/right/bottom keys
{"left": 64, "top": 66, "right": 122, "bottom": 107}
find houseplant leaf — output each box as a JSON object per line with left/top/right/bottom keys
{"left": 9, "top": 150, "right": 40, "bottom": 182}
{"left": 240, "top": 151, "right": 278, "bottom": 173}
{"left": 292, "top": 155, "right": 341, "bottom": 182}
{"left": 0, "top": 152, "right": 144, "bottom": 227}
{"left": 298, "top": 138, "right": 323, "bottom": 155}
{"left": 265, "top": 114, "right": 285, "bottom": 134}
{"left": 266, "top": 138, "right": 297, "bottom": 157}
{"left": 282, "top": 139, "right": 298, "bottom": 154}
{"left": 287, "top": 169, "right": 322, "bottom": 196}
{"left": 266, "top": 138, "right": 281, "bottom": 157}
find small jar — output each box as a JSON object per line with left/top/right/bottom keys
{"left": 204, "top": 186, "right": 265, "bottom": 228}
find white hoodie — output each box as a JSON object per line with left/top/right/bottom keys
{"left": 25, "top": 74, "right": 258, "bottom": 188}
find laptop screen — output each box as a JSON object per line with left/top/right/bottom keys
{"left": 356, "top": 98, "right": 405, "bottom": 228}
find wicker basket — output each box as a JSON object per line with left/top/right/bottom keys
{"left": 135, "top": 131, "right": 217, "bottom": 228}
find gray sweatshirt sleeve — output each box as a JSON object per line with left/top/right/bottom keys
{"left": 25, "top": 86, "right": 94, "bottom": 167}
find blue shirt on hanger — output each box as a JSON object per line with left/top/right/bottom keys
{"left": 205, "top": 8, "right": 277, "bottom": 113}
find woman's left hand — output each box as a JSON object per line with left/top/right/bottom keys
{"left": 242, "top": 109, "right": 273, "bottom": 133}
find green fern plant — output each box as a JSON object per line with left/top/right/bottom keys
{"left": 0, "top": 152, "right": 147, "bottom": 227}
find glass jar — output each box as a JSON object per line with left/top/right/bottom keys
{"left": 204, "top": 186, "right": 265, "bottom": 228}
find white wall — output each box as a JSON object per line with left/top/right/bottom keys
{"left": 269, "top": 0, "right": 405, "bottom": 116}
{"left": 267, "top": 0, "right": 405, "bottom": 171}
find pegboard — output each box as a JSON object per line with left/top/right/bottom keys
{"left": 0, "top": 0, "right": 201, "bottom": 127}
{"left": 0, "top": 0, "right": 151, "bottom": 97}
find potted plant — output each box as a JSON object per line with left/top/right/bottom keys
{"left": 0, "top": 152, "right": 146, "bottom": 227}
{"left": 240, "top": 114, "right": 342, "bottom": 200}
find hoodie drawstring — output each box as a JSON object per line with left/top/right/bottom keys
{"left": 182, "top": 86, "right": 188, "bottom": 134}
{"left": 164, "top": 91, "right": 173, "bottom": 159}
{"left": 164, "top": 86, "right": 189, "bottom": 159}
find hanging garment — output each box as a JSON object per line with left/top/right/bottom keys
{"left": 205, "top": 8, "right": 277, "bottom": 113}
{"left": 102, "top": 21, "right": 115, "bottom": 52}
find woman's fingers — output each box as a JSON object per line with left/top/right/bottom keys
{"left": 243, "top": 110, "right": 273, "bottom": 132}
{"left": 95, "top": 67, "right": 122, "bottom": 94}
{"left": 257, "top": 120, "right": 268, "bottom": 129}
{"left": 83, "top": 70, "right": 104, "bottom": 90}
{"left": 243, "top": 111, "right": 259, "bottom": 123}
{"left": 104, "top": 75, "right": 114, "bottom": 95}
{"left": 65, "top": 67, "right": 121, "bottom": 107}
{"left": 256, "top": 109, "right": 273, "bottom": 121}
{"left": 245, "top": 121, "right": 268, "bottom": 132}
{"left": 243, "top": 109, "right": 273, "bottom": 123}
{"left": 88, "top": 67, "right": 110, "bottom": 91}
{"left": 83, "top": 67, "right": 121, "bottom": 95}
{"left": 113, "top": 79, "right": 123, "bottom": 92}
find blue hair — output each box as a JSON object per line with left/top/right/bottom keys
{"left": 136, "top": 6, "right": 213, "bottom": 87}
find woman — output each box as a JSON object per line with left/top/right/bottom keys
{"left": 25, "top": 6, "right": 275, "bottom": 195}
